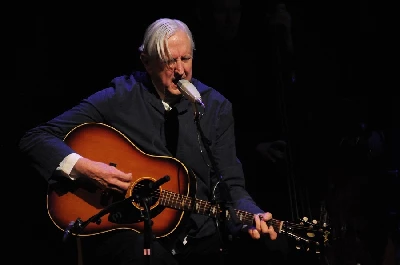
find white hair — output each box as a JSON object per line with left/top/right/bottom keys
{"left": 138, "top": 18, "right": 195, "bottom": 61}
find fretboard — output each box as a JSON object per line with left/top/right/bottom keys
{"left": 159, "top": 189, "right": 282, "bottom": 231}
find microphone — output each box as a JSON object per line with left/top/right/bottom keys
{"left": 149, "top": 175, "right": 170, "bottom": 190}
{"left": 176, "top": 79, "right": 205, "bottom": 108}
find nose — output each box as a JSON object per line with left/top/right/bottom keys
{"left": 174, "top": 60, "right": 184, "bottom": 75}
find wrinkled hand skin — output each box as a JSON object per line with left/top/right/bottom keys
{"left": 248, "top": 212, "right": 277, "bottom": 240}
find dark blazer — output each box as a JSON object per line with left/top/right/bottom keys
{"left": 19, "top": 71, "right": 263, "bottom": 239}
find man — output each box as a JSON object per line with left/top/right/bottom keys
{"left": 19, "top": 18, "right": 281, "bottom": 265}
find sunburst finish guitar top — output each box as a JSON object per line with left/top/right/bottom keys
{"left": 47, "top": 123, "right": 331, "bottom": 254}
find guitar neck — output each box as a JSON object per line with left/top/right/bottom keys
{"left": 159, "top": 190, "right": 283, "bottom": 232}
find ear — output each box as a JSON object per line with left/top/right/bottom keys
{"left": 140, "top": 53, "right": 152, "bottom": 73}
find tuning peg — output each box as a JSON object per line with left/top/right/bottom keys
{"left": 307, "top": 232, "right": 315, "bottom": 238}
{"left": 295, "top": 239, "right": 301, "bottom": 250}
{"left": 302, "top": 217, "right": 318, "bottom": 226}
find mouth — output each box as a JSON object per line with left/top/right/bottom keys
{"left": 172, "top": 79, "right": 184, "bottom": 90}
{"left": 168, "top": 82, "right": 180, "bottom": 93}
{"left": 172, "top": 79, "right": 181, "bottom": 86}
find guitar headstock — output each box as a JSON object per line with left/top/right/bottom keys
{"left": 280, "top": 216, "right": 332, "bottom": 254}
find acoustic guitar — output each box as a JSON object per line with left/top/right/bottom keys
{"left": 47, "top": 123, "right": 330, "bottom": 251}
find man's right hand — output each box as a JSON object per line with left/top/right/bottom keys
{"left": 74, "top": 157, "right": 133, "bottom": 192}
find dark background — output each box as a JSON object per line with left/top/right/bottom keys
{"left": 10, "top": 1, "right": 399, "bottom": 264}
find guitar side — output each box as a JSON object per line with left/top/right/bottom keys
{"left": 47, "top": 123, "right": 195, "bottom": 238}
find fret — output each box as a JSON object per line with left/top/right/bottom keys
{"left": 210, "top": 205, "right": 217, "bottom": 217}
{"left": 159, "top": 190, "right": 282, "bottom": 232}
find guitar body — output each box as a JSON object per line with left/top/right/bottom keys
{"left": 47, "top": 123, "right": 196, "bottom": 238}
{"left": 46, "top": 123, "right": 332, "bottom": 254}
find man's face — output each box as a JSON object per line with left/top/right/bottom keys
{"left": 144, "top": 30, "right": 193, "bottom": 98}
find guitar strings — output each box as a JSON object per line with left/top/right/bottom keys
{"left": 129, "top": 183, "right": 310, "bottom": 230}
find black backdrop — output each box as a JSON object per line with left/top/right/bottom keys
{"left": 10, "top": 1, "right": 398, "bottom": 264}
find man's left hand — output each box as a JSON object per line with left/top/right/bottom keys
{"left": 248, "top": 212, "right": 278, "bottom": 240}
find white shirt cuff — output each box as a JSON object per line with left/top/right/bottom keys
{"left": 56, "top": 153, "right": 82, "bottom": 180}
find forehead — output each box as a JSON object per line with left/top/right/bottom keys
{"left": 167, "top": 30, "right": 192, "bottom": 55}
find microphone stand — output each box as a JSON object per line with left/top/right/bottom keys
{"left": 62, "top": 194, "right": 138, "bottom": 243}
{"left": 191, "top": 103, "right": 242, "bottom": 253}
{"left": 142, "top": 196, "right": 153, "bottom": 265}
{"left": 140, "top": 175, "right": 170, "bottom": 265}
{"left": 63, "top": 176, "right": 170, "bottom": 265}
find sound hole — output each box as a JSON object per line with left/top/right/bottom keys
{"left": 108, "top": 178, "right": 162, "bottom": 224}
{"left": 131, "top": 178, "right": 160, "bottom": 210}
